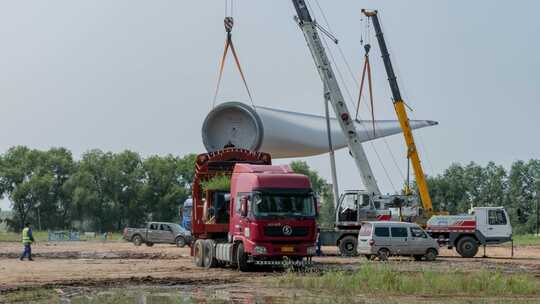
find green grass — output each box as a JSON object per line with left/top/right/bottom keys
{"left": 201, "top": 175, "right": 231, "bottom": 192}
{"left": 0, "top": 231, "right": 124, "bottom": 242}
{"left": 275, "top": 264, "right": 540, "bottom": 297}
{"left": 512, "top": 234, "right": 540, "bottom": 246}
{"left": 1, "top": 288, "right": 59, "bottom": 303}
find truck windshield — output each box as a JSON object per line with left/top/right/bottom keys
{"left": 252, "top": 192, "right": 316, "bottom": 218}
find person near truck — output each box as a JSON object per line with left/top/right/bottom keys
{"left": 20, "top": 222, "right": 35, "bottom": 261}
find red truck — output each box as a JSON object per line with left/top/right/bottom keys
{"left": 191, "top": 149, "right": 318, "bottom": 271}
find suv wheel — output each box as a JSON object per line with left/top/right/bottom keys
{"left": 132, "top": 235, "right": 142, "bottom": 246}
{"left": 424, "top": 248, "right": 438, "bottom": 261}
{"left": 339, "top": 236, "right": 358, "bottom": 256}
{"left": 175, "top": 236, "right": 186, "bottom": 248}
{"left": 377, "top": 248, "right": 389, "bottom": 261}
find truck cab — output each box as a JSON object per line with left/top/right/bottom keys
{"left": 427, "top": 206, "right": 512, "bottom": 258}
{"left": 191, "top": 149, "right": 317, "bottom": 271}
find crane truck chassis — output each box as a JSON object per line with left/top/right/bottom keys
{"left": 190, "top": 149, "right": 317, "bottom": 271}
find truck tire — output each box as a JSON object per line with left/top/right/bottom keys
{"left": 132, "top": 235, "right": 143, "bottom": 246}
{"left": 457, "top": 236, "right": 479, "bottom": 258}
{"left": 145, "top": 242, "right": 154, "bottom": 247}
{"left": 175, "top": 236, "right": 186, "bottom": 248}
{"left": 194, "top": 240, "right": 205, "bottom": 267}
{"left": 236, "top": 243, "right": 250, "bottom": 272}
{"left": 424, "top": 248, "right": 438, "bottom": 261}
{"left": 203, "top": 240, "right": 217, "bottom": 269}
{"left": 338, "top": 236, "right": 358, "bottom": 256}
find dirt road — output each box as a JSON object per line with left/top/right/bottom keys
{"left": 1, "top": 241, "right": 539, "bottom": 303}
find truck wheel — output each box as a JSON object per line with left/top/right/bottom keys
{"left": 424, "top": 248, "right": 438, "bottom": 261}
{"left": 132, "top": 235, "right": 142, "bottom": 246}
{"left": 338, "top": 236, "right": 358, "bottom": 256}
{"left": 377, "top": 248, "right": 389, "bottom": 261}
{"left": 236, "top": 243, "right": 250, "bottom": 272}
{"left": 457, "top": 237, "right": 479, "bottom": 258}
{"left": 203, "top": 240, "right": 217, "bottom": 269}
{"left": 175, "top": 236, "right": 186, "bottom": 248}
{"left": 194, "top": 240, "right": 205, "bottom": 267}
{"left": 145, "top": 242, "right": 154, "bottom": 247}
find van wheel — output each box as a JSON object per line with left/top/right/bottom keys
{"left": 424, "top": 248, "right": 438, "bottom": 261}
{"left": 194, "top": 240, "right": 205, "bottom": 267}
{"left": 203, "top": 240, "right": 217, "bottom": 269}
{"left": 377, "top": 248, "right": 389, "bottom": 261}
{"left": 457, "top": 236, "right": 479, "bottom": 258}
{"left": 145, "top": 242, "right": 154, "bottom": 247}
{"left": 339, "top": 236, "right": 358, "bottom": 256}
{"left": 175, "top": 236, "right": 186, "bottom": 248}
{"left": 132, "top": 235, "right": 142, "bottom": 246}
{"left": 236, "top": 243, "right": 250, "bottom": 272}
{"left": 413, "top": 255, "right": 423, "bottom": 261}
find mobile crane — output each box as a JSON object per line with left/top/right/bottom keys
{"left": 291, "top": 0, "right": 417, "bottom": 255}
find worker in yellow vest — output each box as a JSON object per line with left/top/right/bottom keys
{"left": 20, "top": 222, "right": 34, "bottom": 261}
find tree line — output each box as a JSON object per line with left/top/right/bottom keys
{"left": 0, "top": 146, "right": 195, "bottom": 232}
{"left": 0, "top": 146, "right": 538, "bottom": 234}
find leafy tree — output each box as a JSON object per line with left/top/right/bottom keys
{"left": 290, "top": 161, "right": 335, "bottom": 227}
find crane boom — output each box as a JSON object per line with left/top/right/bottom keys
{"left": 292, "top": 0, "right": 380, "bottom": 195}
{"left": 362, "top": 10, "right": 433, "bottom": 212}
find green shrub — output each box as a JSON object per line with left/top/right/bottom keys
{"left": 200, "top": 175, "right": 231, "bottom": 192}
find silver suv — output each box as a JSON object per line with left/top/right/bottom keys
{"left": 357, "top": 221, "right": 439, "bottom": 261}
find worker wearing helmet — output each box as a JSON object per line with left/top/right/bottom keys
{"left": 20, "top": 222, "right": 34, "bottom": 261}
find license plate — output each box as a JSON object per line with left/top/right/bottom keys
{"left": 281, "top": 246, "right": 294, "bottom": 253}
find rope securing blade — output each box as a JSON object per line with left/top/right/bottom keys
{"left": 212, "top": 16, "right": 254, "bottom": 109}
{"left": 355, "top": 43, "right": 376, "bottom": 136}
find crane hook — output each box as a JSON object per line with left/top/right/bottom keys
{"left": 364, "top": 43, "right": 371, "bottom": 55}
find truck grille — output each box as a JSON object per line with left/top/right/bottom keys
{"left": 264, "top": 226, "right": 309, "bottom": 237}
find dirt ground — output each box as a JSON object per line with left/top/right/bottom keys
{"left": 1, "top": 241, "right": 539, "bottom": 302}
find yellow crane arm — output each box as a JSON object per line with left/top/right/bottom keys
{"left": 362, "top": 9, "right": 433, "bottom": 212}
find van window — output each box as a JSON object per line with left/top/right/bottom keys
{"left": 359, "top": 224, "right": 372, "bottom": 236}
{"left": 391, "top": 227, "right": 408, "bottom": 238}
{"left": 374, "top": 227, "right": 390, "bottom": 237}
{"left": 410, "top": 227, "right": 427, "bottom": 238}
{"left": 488, "top": 209, "right": 507, "bottom": 225}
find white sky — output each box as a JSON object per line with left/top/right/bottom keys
{"left": 1, "top": 0, "right": 539, "bottom": 210}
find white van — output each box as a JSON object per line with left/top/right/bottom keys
{"left": 357, "top": 221, "right": 439, "bottom": 261}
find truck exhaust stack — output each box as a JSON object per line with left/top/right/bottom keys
{"left": 202, "top": 101, "right": 438, "bottom": 159}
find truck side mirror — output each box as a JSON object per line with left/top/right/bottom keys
{"left": 240, "top": 197, "right": 248, "bottom": 217}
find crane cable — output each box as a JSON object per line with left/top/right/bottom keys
{"left": 212, "top": 14, "right": 254, "bottom": 109}
{"left": 312, "top": 0, "right": 404, "bottom": 192}
{"left": 355, "top": 43, "right": 376, "bottom": 136}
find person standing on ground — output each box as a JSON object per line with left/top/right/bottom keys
{"left": 20, "top": 222, "right": 34, "bottom": 261}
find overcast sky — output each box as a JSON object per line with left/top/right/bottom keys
{"left": 1, "top": 1, "right": 539, "bottom": 210}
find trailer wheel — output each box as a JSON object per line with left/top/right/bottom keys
{"left": 132, "top": 235, "right": 142, "bottom": 246}
{"left": 424, "top": 248, "right": 438, "bottom": 261}
{"left": 194, "top": 240, "right": 205, "bottom": 267}
{"left": 457, "top": 236, "right": 479, "bottom": 258}
{"left": 203, "top": 240, "right": 217, "bottom": 269}
{"left": 236, "top": 243, "right": 250, "bottom": 272}
{"left": 338, "top": 236, "right": 358, "bottom": 256}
